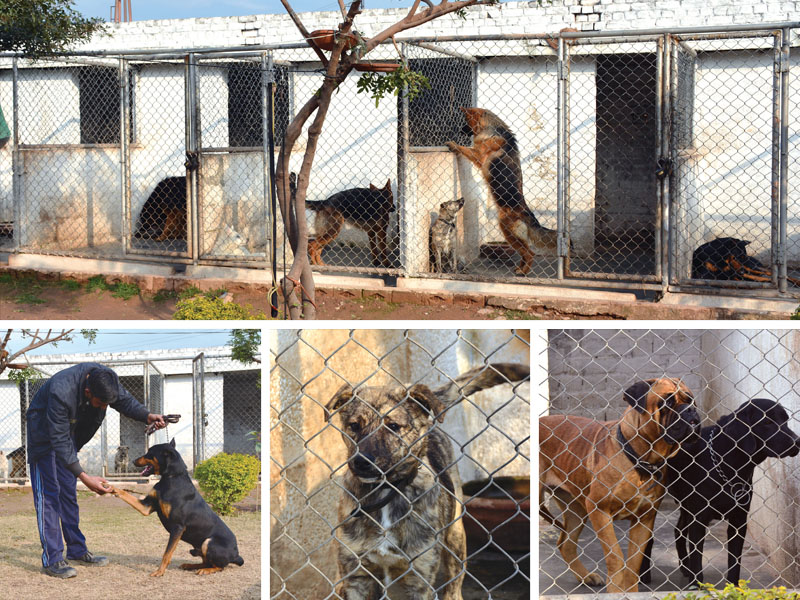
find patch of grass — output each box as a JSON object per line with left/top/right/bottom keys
{"left": 111, "top": 281, "right": 140, "bottom": 300}
{"left": 86, "top": 275, "right": 111, "bottom": 293}
{"left": 152, "top": 289, "right": 178, "bottom": 303}
{"left": 0, "top": 273, "right": 13, "bottom": 285}
{"left": 178, "top": 285, "right": 203, "bottom": 300}
{"left": 58, "top": 278, "right": 82, "bottom": 291}
{"left": 15, "top": 289, "right": 45, "bottom": 305}
{"left": 359, "top": 295, "right": 399, "bottom": 313}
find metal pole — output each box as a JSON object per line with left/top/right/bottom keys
{"left": 771, "top": 31, "right": 782, "bottom": 288}
{"left": 120, "top": 57, "right": 130, "bottom": 256}
{"left": 262, "top": 52, "right": 279, "bottom": 317}
{"left": 556, "top": 37, "right": 569, "bottom": 279}
{"left": 655, "top": 36, "right": 664, "bottom": 286}
{"left": 664, "top": 37, "right": 674, "bottom": 285}
{"left": 186, "top": 53, "right": 199, "bottom": 263}
{"left": 11, "top": 57, "right": 20, "bottom": 251}
{"left": 779, "top": 28, "right": 790, "bottom": 293}
{"left": 399, "top": 43, "right": 410, "bottom": 275}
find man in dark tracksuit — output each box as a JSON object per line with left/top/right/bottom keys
{"left": 26, "top": 363, "right": 166, "bottom": 579}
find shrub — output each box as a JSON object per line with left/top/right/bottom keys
{"left": 111, "top": 281, "right": 140, "bottom": 300}
{"left": 792, "top": 305, "right": 800, "bottom": 320}
{"left": 664, "top": 581, "right": 800, "bottom": 600}
{"left": 173, "top": 294, "right": 265, "bottom": 320}
{"left": 194, "top": 452, "right": 260, "bottom": 515}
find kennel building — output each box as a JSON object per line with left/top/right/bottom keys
{"left": 0, "top": 2, "right": 798, "bottom": 299}
{"left": 0, "top": 346, "right": 260, "bottom": 479}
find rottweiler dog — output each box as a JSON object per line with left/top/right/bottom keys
{"left": 640, "top": 398, "right": 800, "bottom": 587}
{"left": 110, "top": 440, "right": 244, "bottom": 577}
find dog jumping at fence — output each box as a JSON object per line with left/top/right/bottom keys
{"left": 0, "top": 450, "right": 7, "bottom": 480}
{"left": 134, "top": 176, "right": 187, "bottom": 242}
{"left": 640, "top": 398, "right": 800, "bottom": 587}
{"left": 445, "top": 107, "right": 557, "bottom": 275}
{"left": 324, "top": 362, "right": 529, "bottom": 599}
{"left": 539, "top": 379, "right": 701, "bottom": 593}
{"left": 294, "top": 172, "right": 395, "bottom": 268}
{"left": 110, "top": 439, "right": 244, "bottom": 577}
{"left": 8, "top": 446, "right": 26, "bottom": 478}
{"left": 429, "top": 197, "right": 465, "bottom": 273}
{"left": 114, "top": 445, "right": 129, "bottom": 474}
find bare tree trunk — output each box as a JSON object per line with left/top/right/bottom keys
{"left": 277, "top": 0, "right": 494, "bottom": 319}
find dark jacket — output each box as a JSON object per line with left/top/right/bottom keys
{"left": 26, "top": 363, "right": 150, "bottom": 476}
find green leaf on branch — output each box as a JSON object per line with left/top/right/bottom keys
{"left": 356, "top": 67, "right": 431, "bottom": 108}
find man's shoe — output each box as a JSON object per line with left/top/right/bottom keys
{"left": 43, "top": 561, "right": 77, "bottom": 579}
{"left": 70, "top": 551, "right": 109, "bottom": 567}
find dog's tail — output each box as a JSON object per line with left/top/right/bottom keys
{"left": 433, "top": 362, "right": 529, "bottom": 407}
{"left": 232, "top": 555, "right": 244, "bottom": 567}
{"left": 522, "top": 207, "right": 565, "bottom": 253}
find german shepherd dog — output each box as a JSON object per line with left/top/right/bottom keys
{"left": 296, "top": 173, "right": 395, "bottom": 267}
{"left": 110, "top": 440, "right": 244, "bottom": 577}
{"left": 429, "top": 197, "right": 465, "bottom": 273}
{"left": 325, "top": 363, "right": 529, "bottom": 599}
{"left": 134, "top": 176, "right": 187, "bottom": 242}
{"left": 446, "top": 107, "right": 557, "bottom": 275}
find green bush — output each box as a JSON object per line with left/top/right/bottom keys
{"left": 664, "top": 581, "right": 800, "bottom": 600}
{"left": 172, "top": 295, "right": 265, "bottom": 320}
{"left": 791, "top": 305, "right": 800, "bottom": 319}
{"left": 194, "top": 452, "right": 261, "bottom": 515}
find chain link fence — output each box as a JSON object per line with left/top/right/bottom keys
{"left": 270, "top": 329, "right": 530, "bottom": 599}
{"left": 0, "top": 352, "right": 260, "bottom": 481}
{"left": 539, "top": 329, "right": 800, "bottom": 595}
{"left": 1, "top": 24, "right": 798, "bottom": 296}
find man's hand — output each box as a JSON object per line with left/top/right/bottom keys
{"left": 147, "top": 414, "right": 167, "bottom": 430}
{"left": 79, "top": 472, "right": 112, "bottom": 495}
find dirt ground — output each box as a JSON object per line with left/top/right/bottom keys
{"left": 0, "top": 485, "right": 261, "bottom": 600}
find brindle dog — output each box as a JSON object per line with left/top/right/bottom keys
{"left": 325, "top": 363, "right": 529, "bottom": 600}
{"left": 540, "top": 378, "right": 700, "bottom": 593}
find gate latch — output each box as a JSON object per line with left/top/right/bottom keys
{"left": 184, "top": 151, "right": 200, "bottom": 172}
{"left": 656, "top": 157, "right": 673, "bottom": 180}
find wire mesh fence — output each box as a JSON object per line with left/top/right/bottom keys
{"left": 0, "top": 24, "right": 798, "bottom": 295}
{"left": 0, "top": 353, "right": 260, "bottom": 481}
{"left": 539, "top": 329, "right": 800, "bottom": 596}
{"left": 270, "top": 329, "right": 530, "bottom": 599}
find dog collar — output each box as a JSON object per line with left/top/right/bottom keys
{"left": 616, "top": 425, "right": 665, "bottom": 481}
{"left": 707, "top": 426, "right": 752, "bottom": 507}
{"left": 439, "top": 219, "right": 456, "bottom": 228}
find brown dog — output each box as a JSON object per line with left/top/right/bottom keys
{"left": 325, "top": 362, "right": 529, "bottom": 600}
{"left": 446, "top": 107, "right": 557, "bottom": 275}
{"left": 539, "top": 378, "right": 700, "bottom": 593}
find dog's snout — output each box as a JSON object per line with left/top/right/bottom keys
{"left": 351, "top": 452, "right": 380, "bottom": 478}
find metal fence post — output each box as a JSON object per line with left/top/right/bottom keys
{"left": 11, "top": 56, "right": 20, "bottom": 251}
{"left": 120, "top": 56, "right": 131, "bottom": 256}
{"left": 192, "top": 352, "right": 206, "bottom": 467}
{"left": 779, "top": 27, "right": 790, "bottom": 293}
{"left": 185, "top": 52, "right": 199, "bottom": 264}
{"left": 557, "top": 36, "right": 568, "bottom": 280}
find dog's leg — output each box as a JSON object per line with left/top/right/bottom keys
{"left": 684, "top": 518, "right": 708, "bottom": 585}
{"left": 151, "top": 526, "right": 186, "bottom": 577}
{"left": 553, "top": 491, "right": 604, "bottom": 586}
{"left": 335, "top": 574, "right": 376, "bottom": 600}
{"left": 498, "top": 209, "right": 535, "bottom": 275}
{"left": 674, "top": 510, "right": 692, "bottom": 579}
{"left": 639, "top": 537, "right": 654, "bottom": 584}
{"left": 109, "top": 487, "right": 156, "bottom": 516}
{"left": 726, "top": 513, "right": 749, "bottom": 583}
{"left": 445, "top": 139, "right": 504, "bottom": 171}
{"left": 309, "top": 209, "right": 343, "bottom": 266}
{"left": 625, "top": 510, "right": 657, "bottom": 592}
{"left": 369, "top": 219, "right": 390, "bottom": 267}
{"left": 588, "top": 504, "right": 628, "bottom": 592}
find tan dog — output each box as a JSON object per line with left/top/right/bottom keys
{"left": 325, "top": 363, "right": 529, "bottom": 600}
{"left": 539, "top": 378, "right": 700, "bottom": 593}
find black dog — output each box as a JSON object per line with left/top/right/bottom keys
{"left": 111, "top": 439, "right": 244, "bottom": 577}
{"left": 641, "top": 398, "right": 800, "bottom": 586}
{"left": 133, "top": 176, "right": 186, "bottom": 242}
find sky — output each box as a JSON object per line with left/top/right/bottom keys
{"left": 71, "top": 0, "right": 408, "bottom": 21}
{"left": 5, "top": 329, "right": 237, "bottom": 357}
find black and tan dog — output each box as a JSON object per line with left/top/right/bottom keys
{"left": 133, "top": 176, "right": 187, "bottom": 242}
{"left": 641, "top": 398, "right": 800, "bottom": 587}
{"left": 296, "top": 172, "right": 395, "bottom": 268}
{"left": 110, "top": 440, "right": 244, "bottom": 577}
{"left": 446, "top": 107, "right": 557, "bottom": 275}
{"left": 325, "top": 362, "right": 529, "bottom": 599}
{"left": 540, "top": 379, "right": 700, "bottom": 593}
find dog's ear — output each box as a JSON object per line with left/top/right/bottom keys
{"left": 623, "top": 380, "right": 653, "bottom": 414}
{"left": 325, "top": 383, "right": 353, "bottom": 422}
{"left": 407, "top": 384, "right": 446, "bottom": 423}
{"left": 383, "top": 179, "right": 391, "bottom": 191}
{"left": 369, "top": 182, "right": 377, "bottom": 191}
{"left": 169, "top": 438, "right": 176, "bottom": 448}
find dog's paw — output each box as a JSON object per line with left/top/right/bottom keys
{"left": 444, "top": 141, "right": 459, "bottom": 153}
{"left": 149, "top": 570, "right": 165, "bottom": 577}
{"left": 584, "top": 573, "right": 604, "bottom": 586}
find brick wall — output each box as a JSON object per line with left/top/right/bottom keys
{"left": 78, "top": 1, "right": 799, "bottom": 53}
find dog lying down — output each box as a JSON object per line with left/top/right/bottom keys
{"left": 110, "top": 440, "right": 244, "bottom": 577}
